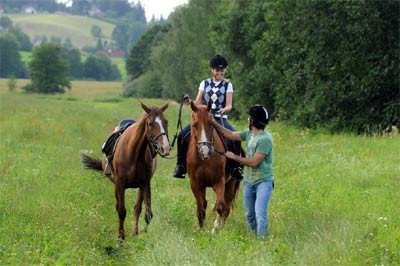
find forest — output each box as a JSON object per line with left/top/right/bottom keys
{"left": 125, "top": 0, "right": 399, "bottom": 134}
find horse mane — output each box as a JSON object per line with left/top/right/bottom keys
{"left": 126, "top": 107, "right": 163, "bottom": 160}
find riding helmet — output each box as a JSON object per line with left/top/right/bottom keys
{"left": 209, "top": 54, "right": 228, "bottom": 69}
{"left": 248, "top": 105, "right": 269, "bottom": 127}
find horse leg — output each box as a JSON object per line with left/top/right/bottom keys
{"left": 212, "top": 178, "right": 226, "bottom": 234}
{"left": 115, "top": 184, "right": 126, "bottom": 244}
{"left": 191, "top": 183, "right": 206, "bottom": 228}
{"left": 222, "top": 179, "right": 237, "bottom": 222}
{"left": 132, "top": 188, "right": 144, "bottom": 236}
{"left": 143, "top": 184, "right": 153, "bottom": 232}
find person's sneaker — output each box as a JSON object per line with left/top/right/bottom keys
{"left": 231, "top": 167, "right": 244, "bottom": 181}
{"left": 173, "top": 164, "right": 186, "bottom": 179}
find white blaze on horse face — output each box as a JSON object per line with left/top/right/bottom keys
{"left": 155, "top": 116, "right": 170, "bottom": 155}
{"left": 200, "top": 126, "right": 211, "bottom": 158}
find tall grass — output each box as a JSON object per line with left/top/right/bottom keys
{"left": 0, "top": 87, "right": 399, "bottom": 265}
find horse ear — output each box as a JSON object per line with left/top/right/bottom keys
{"left": 160, "top": 101, "right": 169, "bottom": 113}
{"left": 140, "top": 100, "right": 151, "bottom": 114}
{"left": 207, "top": 101, "right": 212, "bottom": 111}
{"left": 190, "top": 100, "right": 198, "bottom": 112}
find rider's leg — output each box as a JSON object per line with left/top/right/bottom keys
{"left": 173, "top": 124, "right": 191, "bottom": 178}
{"left": 219, "top": 119, "right": 244, "bottom": 181}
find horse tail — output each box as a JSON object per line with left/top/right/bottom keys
{"left": 80, "top": 151, "right": 103, "bottom": 172}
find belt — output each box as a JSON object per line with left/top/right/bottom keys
{"left": 213, "top": 114, "right": 228, "bottom": 119}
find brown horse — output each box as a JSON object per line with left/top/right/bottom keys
{"left": 187, "top": 101, "right": 240, "bottom": 233}
{"left": 80, "top": 101, "right": 170, "bottom": 243}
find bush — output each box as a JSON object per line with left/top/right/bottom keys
{"left": 24, "top": 43, "right": 71, "bottom": 94}
{"left": 7, "top": 77, "right": 17, "bottom": 92}
{"left": 123, "top": 71, "right": 162, "bottom": 98}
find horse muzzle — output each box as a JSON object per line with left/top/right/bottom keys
{"left": 159, "top": 144, "right": 171, "bottom": 156}
{"left": 197, "top": 142, "right": 213, "bottom": 160}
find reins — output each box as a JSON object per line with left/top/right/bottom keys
{"left": 171, "top": 95, "right": 186, "bottom": 148}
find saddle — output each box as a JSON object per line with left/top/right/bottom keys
{"left": 102, "top": 119, "right": 135, "bottom": 174}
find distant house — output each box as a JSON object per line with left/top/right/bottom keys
{"left": 21, "top": 5, "right": 37, "bottom": 14}
{"left": 100, "top": 49, "right": 125, "bottom": 58}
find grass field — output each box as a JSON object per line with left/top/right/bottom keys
{"left": 8, "top": 13, "right": 115, "bottom": 49}
{"left": 0, "top": 81, "right": 399, "bottom": 265}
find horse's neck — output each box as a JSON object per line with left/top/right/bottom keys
{"left": 126, "top": 119, "right": 149, "bottom": 160}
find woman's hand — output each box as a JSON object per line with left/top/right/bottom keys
{"left": 225, "top": 151, "right": 236, "bottom": 160}
{"left": 218, "top": 106, "right": 231, "bottom": 114}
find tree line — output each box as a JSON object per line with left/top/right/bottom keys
{"left": 125, "top": 0, "right": 399, "bottom": 134}
{"left": 0, "top": 31, "right": 121, "bottom": 81}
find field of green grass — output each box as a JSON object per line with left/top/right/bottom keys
{"left": 0, "top": 82, "right": 399, "bottom": 265}
{"left": 9, "top": 13, "right": 115, "bottom": 49}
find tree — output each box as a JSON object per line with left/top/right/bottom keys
{"left": 70, "top": 0, "right": 90, "bottom": 15}
{"left": 61, "top": 47, "right": 83, "bottom": 79}
{"left": 126, "top": 24, "right": 168, "bottom": 79}
{"left": 0, "top": 16, "right": 12, "bottom": 30}
{"left": 63, "top": 37, "right": 74, "bottom": 49}
{"left": 24, "top": 43, "right": 71, "bottom": 94}
{"left": 9, "top": 26, "right": 33, "bottom": 51}
{"left": 148, "top": 0, "right": 218, "bottom": 99}
{"left": 112, "top": 22, "right": 147, "bottom": 56}
{"left": 83, "top": 53, "right": 121, "bottom": 81}
{"left": 91, "top": 25, "right": 102, "bottom": 39}
{"left": 0, "top": 33, "right": 25, "bottom": 78}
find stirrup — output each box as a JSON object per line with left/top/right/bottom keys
{"left": 231, "top": 167, "right": 244, "bottom": 181}
{"left": 173, "top": 165, "right": 186, "bottom": 179}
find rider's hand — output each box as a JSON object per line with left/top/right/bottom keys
{"left": 182, "top": 93, "right": 190, "bottom": 104}
{"left": 225, "top": 151, "right": 236, "bottom": 160}
{"left": 218, "top": 106, "right": 231, "bottom": 114}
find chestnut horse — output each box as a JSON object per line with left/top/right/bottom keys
{"left": 80, "top": 101, "right": 170, "bottom": 243}
{"left": 187, "top": 101, "right": 240, "bottom": 233}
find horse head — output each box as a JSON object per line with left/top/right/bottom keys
{"left": 190, "top": 101, "right": 215, "bottom": 160}
{"left": 140, "top": 101, "right": 171, "bottom": 157}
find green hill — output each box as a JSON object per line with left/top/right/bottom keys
{"left": 8, "top": 13, "right": 115, "bottom": 49}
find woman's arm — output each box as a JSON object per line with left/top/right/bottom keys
{"left": 225, "top": 151, "right": 265, "bottom": 168}
{"left": 194, "top": 90, "right": 204, "bottom": 106}
{"left": 218, "top": 92, "right": 232, "bottom": 114}
{"left": 210, "top": 119, "right": 242, "bottom": 141}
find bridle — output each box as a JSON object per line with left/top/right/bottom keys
{"left": 146, "top": 118, "right": 170, "bottom": 158}
{"left": 194, "top": 133, "right": 215, "bottom": 160}
{"left": 193, "top": 122, "right": 226, "bottom": 160}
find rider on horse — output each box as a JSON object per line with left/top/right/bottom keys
{"left": 173, "top": 54, "right": 244, "bottom": 181}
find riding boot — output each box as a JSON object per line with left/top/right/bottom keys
{"left": 227, "top": 140, "right": 245, "bottom": 181}
{"left": 231, "top": 166, "right": 244, "bottom": 181}
{"left": 173, "top": 132, "right": 188, "bottom": 178}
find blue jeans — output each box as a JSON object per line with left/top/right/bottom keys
{"left": 243, "top": 180, "right": 274, "bottom": 238}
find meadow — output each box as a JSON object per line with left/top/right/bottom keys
{"left": 8, "top": 13, "right": 115, "bottom": 49}
{"left": 0, "top": 81, "right": 399, "bottom": 265}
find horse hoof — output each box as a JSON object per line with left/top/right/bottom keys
{"left": 145, "top": 211, "right": 153, "bottom": 224}
{"left": 117, "top": 238, "right": 124, "bottom": 248}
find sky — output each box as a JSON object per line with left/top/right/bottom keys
{"left": 136, "top": 0, "right": 188, "bottom": 22}
{"left": 57, "top": 0, "right": 188, "bottom": 22}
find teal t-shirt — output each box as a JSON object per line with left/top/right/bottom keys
{"left": 239, "top": 129, "right": 274, "bottom": 184}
